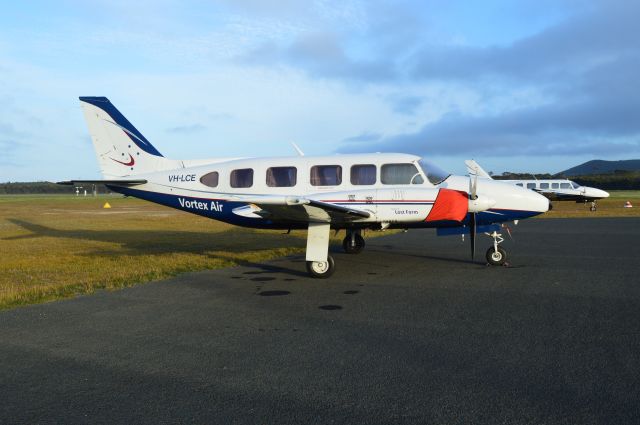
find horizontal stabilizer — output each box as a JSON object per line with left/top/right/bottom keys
{"left": 57, "top": 179, "right": 148, "bottom": 186}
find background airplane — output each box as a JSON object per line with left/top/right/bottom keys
{"left": 60, "top": 97, "right": 549, "bottom": 278}
{"left": 466, "top": 160, "right": 609, "bottom": 203}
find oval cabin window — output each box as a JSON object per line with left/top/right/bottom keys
{"left": 200, "top": 171, "right": 219, "bottom": 188}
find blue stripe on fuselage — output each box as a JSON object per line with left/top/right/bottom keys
{"left": 108, "top": 185, "right": 302, "bottom": 229}
{"left": 108, "top": 185, "right": 543, "bottom": 230}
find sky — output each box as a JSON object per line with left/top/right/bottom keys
{"left": 1, "top": 0, "right": 639, "bottom": 181}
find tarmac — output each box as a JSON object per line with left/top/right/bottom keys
{"left": 1, "top": 217, "right": 639, "bottom": 424}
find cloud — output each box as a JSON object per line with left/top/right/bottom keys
{"left": 410, "top": 2, "right": 639, "bottom": 83}
{"left": 239, "top": 32, "right": 395, "bottom": 82}
{"left": 389, "top": 95, "right": 423, "bottom": 115}
{"left": 336, "top": 1, "right": 640, "bottom": 158}
{"left": 342, "top": 131, "right": 382, "bottom": 144}
{"left": 166, "top": 124, "right": 206, "bottom": 134}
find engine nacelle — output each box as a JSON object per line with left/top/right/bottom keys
{"left": 468, "top": 195, "right": 496, "bottom": 213}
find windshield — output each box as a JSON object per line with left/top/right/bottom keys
{"left": 570, "top": 181, "right": 581, "bottom": 189}
{"left": 419, "top": 159, "right": 451, "bottom": 185}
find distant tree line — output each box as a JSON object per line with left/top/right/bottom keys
{"left": 0, "top": 182, "right": 109, "bottom": 194}
{"left": 494, "top": 172, "right": 554, "bottom": 180}
{"left": 571, "top": 172, "right": 640, "bottom": 190}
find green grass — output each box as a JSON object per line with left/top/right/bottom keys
{"left": 538, "top": 191, "right": 640, "bottom": 219}
{"left": 608, "top": 190, "right": 640, "bottom": 199}
{"left": 0, "top": 195, "right": 313, "bottom": 310}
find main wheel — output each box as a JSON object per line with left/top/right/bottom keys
{"left": 342, "top": 233, "right": 365, "bottom": 254}
{"left": 306, "top": 255, "right": 336, "bottom": 278}
{"left": 486, "top": 246, "right": 507, "bottom": 266}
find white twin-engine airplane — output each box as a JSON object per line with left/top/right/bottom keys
{"left": 60, "top": 97, "right": 549, "bottom": 278}
{"left": 465, "top": 160, "right": 610, "bottom": 203}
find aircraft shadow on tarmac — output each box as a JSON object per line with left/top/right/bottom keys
{"left": 366, "top": 245, "right": 496, "bottom": 266}
{"left": 5, "top": 218, "right": 503, "bottom": 272}
{"left": 5, "top": 218, "right": 306, "bottom": 267}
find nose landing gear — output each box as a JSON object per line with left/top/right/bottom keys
{"left": 485, "top": 230, "right": 507, "bottom": 266}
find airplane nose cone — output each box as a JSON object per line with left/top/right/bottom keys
{"left": 531, "top": 190, "right": 550, "bottom": 213}
{"left": 585, "top": 187, "right": 609, "bottom": 199}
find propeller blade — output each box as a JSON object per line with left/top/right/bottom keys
{"left": 471, "top": 173, "right": 478, "bottom": 200}
{"left": 470, "top": 212, "right": 476, "bottom": 260}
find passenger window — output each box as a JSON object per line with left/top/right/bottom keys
{"left": 526, "top": 183, "right": 536, "bottom": 189}
{"left": 560, "top": 183, "right": 571, "bottom": 189}
{"left": 552, "top": 183, "right": 559, "bottom": 189}
{"left": 381, "top": 163, "right": 423, "bottom": 184}
{"left": 310, "top": 165, "right": 342, "bottom": 186}
{"left": 540, "top": 183, "right": 549, "bottom": 189}
{"left": 350, "top": 164, "right": 376, "bottom": 185}
{"left": 266, "top": 167, "right": 297, "bottom": 187}
{"left": 199, "top": 171, "right": 219, "bottom": 188}
{"left": 230, "top": 168, "right": 253, "bottom": 188}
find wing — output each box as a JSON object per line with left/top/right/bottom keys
{"left": 57, "top": 179, "right": 148, "bottom": 186}
{"left": 230, "top": 195, "right": 370, "bottom": 224}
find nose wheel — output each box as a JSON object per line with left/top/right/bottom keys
{"left": 485, "top": 230, "right": 507, "bottom": 266}
{"left": 343, "top": 231, "right": 365, "bottom": 254}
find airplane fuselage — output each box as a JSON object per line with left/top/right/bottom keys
{"left": 107, "top": 153, "right": 549, "bottom": 230}
{"left": 499, "top": 179, "right": 609, "bottom": 202}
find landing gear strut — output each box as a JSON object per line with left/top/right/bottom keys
{"left": 343, "top": 230, "right": 365, "bottom": 254}
{"left": 305, "top": 222, "right": 335, "bottom": 278}
{"left": 485, "top": 230, "right": 507, "bottom": 266}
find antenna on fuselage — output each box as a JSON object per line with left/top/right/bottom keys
{"left": 291, "top": 142, "right": 305, "bottom": 156}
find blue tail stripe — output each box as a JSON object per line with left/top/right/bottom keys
{"left": 79, "top": 96, "right": 164, "bottom": 157}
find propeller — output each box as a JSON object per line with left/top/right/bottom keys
{"left": 468, "top": 173, "right": 478, "bottom": 261}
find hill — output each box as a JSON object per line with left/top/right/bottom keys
{"left": 557, "top": 159, "right": 640, "bottom": 177}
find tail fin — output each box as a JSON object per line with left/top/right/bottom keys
{"left": 80, "top": 97, "right": 179, "bottom": 177}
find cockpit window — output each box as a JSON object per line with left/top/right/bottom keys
{"left": 381, "top": 163, "right": 424, "bottom": 184}
{"left": 419, "top": 160, "right": 450, "bottom": 185}
{"left": 571, "top": 182, "right": 581, "bottom": 189}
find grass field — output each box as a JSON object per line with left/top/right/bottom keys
{"left": 538, "top": 190, "right": 640, "bottom": 218}
{"left": 0, "top": 195, "right": 310, "bottom": 310}
{"left": 1, "top": 191, "right": 639, "bottom": 309}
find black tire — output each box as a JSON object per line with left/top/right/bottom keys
{"left": 342, "top": 233, "right": 365, "bottom": 254}
{"left": 486, "top": 246, "right": 507, "bottom": 266}
{"left": 306, "top": 255, "right": 336, "bottom": 278}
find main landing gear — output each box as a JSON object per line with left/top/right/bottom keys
{"left": 306, "top": 255, "right": 336, "bottom": 278}
{"left": 305, "top": 227, "right": 368, "bottom": 278}
{"left": 305, "top": 223, "right": 335, "bottom": 278}
{"left": 342, "top": 230, "right": 365, "bottom": 254}
{"left": 485, "top": 230, "right": 507, "bottom": 266}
